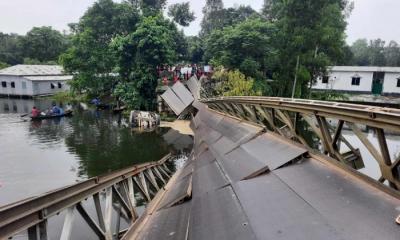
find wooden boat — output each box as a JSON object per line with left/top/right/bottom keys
{"left": 30, "top": 110, "right": 73, "bottom": 120}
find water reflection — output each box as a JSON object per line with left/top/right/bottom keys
{"left": 0, "top": 98, "right": 193, "bottom": 206}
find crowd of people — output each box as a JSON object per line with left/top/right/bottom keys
{"left": 157, "top": 64, "right": 213, "bottom": 85}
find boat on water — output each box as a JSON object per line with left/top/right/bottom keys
{"left": 30, "top": 110, "right": 73, "bottom": 120}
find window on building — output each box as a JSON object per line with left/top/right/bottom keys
{"left": 58, "top": 82, "right": 62, "bottom": 88}
{"left": 1, "top": 81, "right": 6, "bottom": 88}
{"left": 397, "top": 78, "right": 400, "bottom": 87}
{"left": 11, "top": 82, "right": 15, "bottom": 88}
{"left": 22, "top": 82, "right": 27, "bottom": 89}
{"left": 50, "top": 83, "right": 55, "bottom": 89}
{"left": 351, "top": 77, "right": 361, "bottom": 86}
{"left": 322, "top": 76, "right": 329, "bottom": 84}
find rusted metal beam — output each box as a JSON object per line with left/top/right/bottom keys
{"left": 202, "top": 97, "right": 400, "bottom": 132}
{"left": 0, "top": 155, "right": 173, "bottom": 239}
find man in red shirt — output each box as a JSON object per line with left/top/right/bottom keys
{"left": 31, "top": 106, "right": 40, "bottom": 117}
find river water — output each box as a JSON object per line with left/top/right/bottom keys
{"left": 0, "top": 98, "right": 192, "bottom": 207}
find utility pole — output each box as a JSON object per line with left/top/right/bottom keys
{"left": 291, "top": 55, "right": 300, "bottom": 99}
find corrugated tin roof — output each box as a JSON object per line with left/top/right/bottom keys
{"left": 24, "top": 76, "right": 73, "bottom": 81}
{"left": 0, "top": 65, "right": 66, "bottom": 76}
{"left": 330, "top": 66, "right": 400, "bottom": 73}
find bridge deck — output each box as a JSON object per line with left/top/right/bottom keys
{"left": 123, "top": 104, "right": 400, "bottom": 240}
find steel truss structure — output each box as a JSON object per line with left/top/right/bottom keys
{"left": 202, "top": 96, "right": 400, "bottom": 191}
{"left": 0, "top": 154, "right": 175, "bottom": 240}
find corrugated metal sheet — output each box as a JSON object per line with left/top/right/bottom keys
{"left": 234, "top": 173, "right": 342, "bottom": 240}
{"left": 241, "top": 133, "right": 307, "bottom": 170}
{"left": 135, "top": 202, "right": 191, "bottom": 240}
{"left": 188, "top": 186, "right": 257, "bottom": 240}
{"left": 171, "top": 81, "right": 194, "bottom": 107}
{"left": 161, "top": 88, "right": 187, "bottom": 115}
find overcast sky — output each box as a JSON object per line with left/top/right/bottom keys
{"left": 0, "top": 0, "right": 399, "bottom": 44}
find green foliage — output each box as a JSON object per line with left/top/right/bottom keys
{"left": 60, "top": 0, "right": 140, "bottom": 95}
{"left": 168, "top": 2, "right": 195, "bottom": 27}
{"left": 112, "top": 15, "right": 182, "bottom": 110}
{"left": 186, "top": 36, "right": 204, "bottom": 63}
{"left": 311, "top": 90, "right": 349, "bottom": 101}
{"left": 21, "top": 26, "right": 68, "bottom": 63}
{"left": 268, "top": 0, "right": 349, "bottom": 98}
{"left": 204, "top": 18, "right": 275, "bottom": 79}
{"left": 0, "top": 33, "right": 24, "bottom": 65}
{"left": 212, "top": 68, "right": 262, "bottom": 97}
{"left": 349, "top": 38, "right": 400, "bottom": 67}
{"left": 0, "top": 61, "right": 9, "bottom": 70}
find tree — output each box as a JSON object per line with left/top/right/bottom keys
{"left": 350, "top": 39, "right": 370, "bottom": 66}
{"left": 21, "top": 26, "right": 68, "bottom": 63}
{"left": 267, "top": 0, "right": 350, "bottom": 98}
{"left": 210, "top": 68, "right": 262, "bottom": 96}
{"left": 168, "top": 2, "right": 195, "bottom": 27}
{"left": 186, "top": 36, "right": 204, "bottom": 63}
{"left": 200, "top": 0, "right": 224, "bottom": 36}
{"left": 112, "top": 15, "right": 183, "bottom": 110}
{"left": 140, "top": 0, "right": 167, "bottom": 16}
{"left": 221, "top": 5, "right": 259, "bottom": 28}
{"left": 384, "top": 41, "right": 400, "bottom": 67}
{"left": 204, "top": 17, "right": 275, "bottom": 79}
{"left": 0, "top": 61, "right": 9, "bottom": 70}
{"left": 261, "top": 0, "right": 274, "bottom": 20}
{"left": 60, "top": 0, "right": 140, "bottom": 95}
{"left": 0, "top": 33, "right": 24, "bottom": 65}
{"left": 368, "top": 39, "right": 386, "bottom": 66}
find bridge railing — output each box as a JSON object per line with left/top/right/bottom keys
{"left": 0, "top": 154, "right": 176, "bottom": 240}
{"left": 202, "top": 96, "right": 400, "bottom": 191}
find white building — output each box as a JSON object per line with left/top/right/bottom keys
{"left": 0, "top": 65, "right": 72, "bottom": 97}
{"left": 313, "top": 66, "right": 400, "bottom": 95}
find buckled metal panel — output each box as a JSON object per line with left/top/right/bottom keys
{"left": 203, "top": 127, "right": 222, "bottom": 145}
{"left": 187, "top": 76, "right": 200, "bottom": 100}
{"left": 157, "top": 174, "right": 192, "bottom": 210}
{"left": 210, "top": 136, "right": 237, "bottom": 156}
{"left": 177, "top": 161, "right": 193, "bottom": 181}
{"left": 233, "top": 173, "right": 342, "bottom": 240}
{"left": 198, "top": 109, "right": 223, "bottom": 130}
{"left": 241, "top": 133, "right": 307, "bottom": 170}
{"left": 161, "top": 88, "right": 186, "bottom": 115}
{"left": 274, "top": 159, "right": 400, "bottom": 240}
{"left": 135, "top": 202, "right": 191, "bottom": 240}
{"left": 188, "top": 186, "right": 257, "bottom": 240}
{"left": 192, "top": 113, "right": 202, "bottom": 129}
{"left": 222, "top": 147, "right": 269, "bottom": 182}
{"left": 214, "top": 117, "right": 262, "bottom": 143}
{"left": 195, "top": 150, "right": 216, "bottom": 169}
{"left": 172, "top": 81, "right": 194, "bottom": 107}
{"left": 192, "top": 161, "right": 228, "bottom": 198}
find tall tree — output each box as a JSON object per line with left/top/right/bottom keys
{"left": 384, "top": 41, "right": 400, "bottom": 66}
{"left": 200, "top": 0, "right": 224, "bottom": 36}
{"left": 60, "top": 0, "right": 140, "bottom": 95}
{"left": 21, "top": 26, "right": 68, "bottom": 63}
{"left": 268, "top": 0, "right": 350, "bottom": 98}
{"left": 350, "top": 39, "right": 370, "bottom": 66}
{"left": 168, "top": 2, "right": 195, "bottom": 27}
{"left": 112, "top": 15, "right": 183, "bottom": 110}
{"left": 204, "top": 17, "right": 275, "bottom": 79}
{"left": 0, "top": 33, "right": 23, "bottom": 65}
{"left": 368, "top": 39, "right": 386, "bottom": 66}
